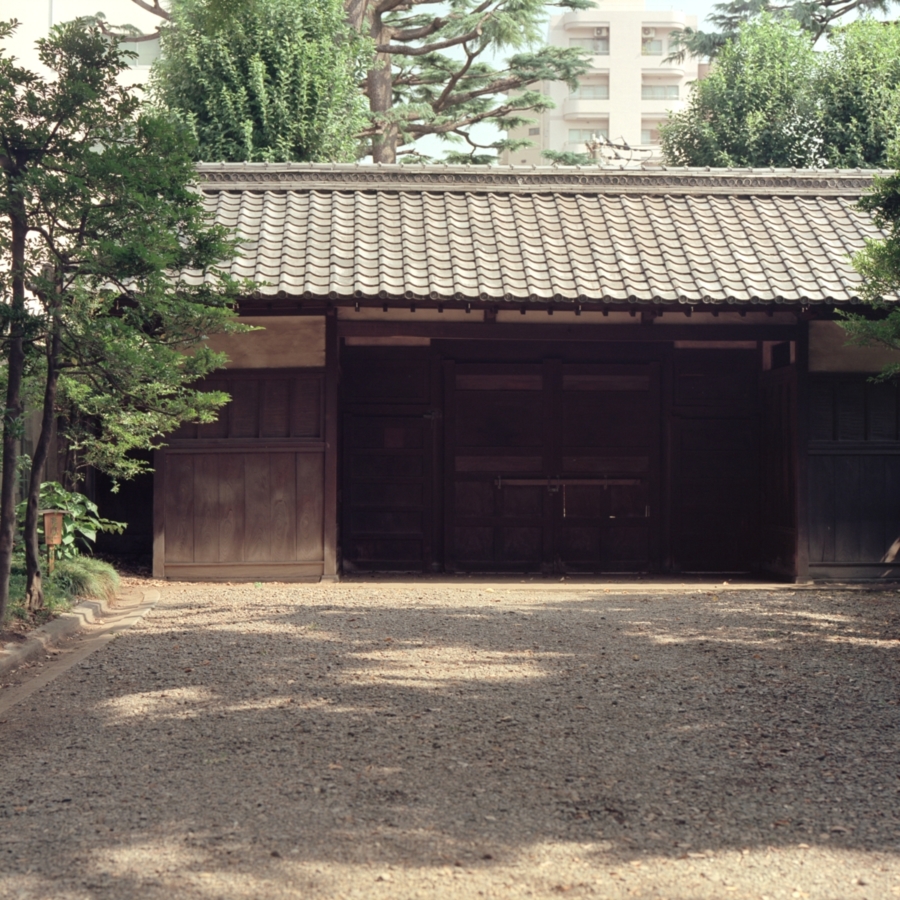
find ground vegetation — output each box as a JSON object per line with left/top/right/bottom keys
{"left": 0, "top": 20, "right": 243, "bottom": 620}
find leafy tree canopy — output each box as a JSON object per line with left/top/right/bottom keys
{"left": 0, "top": 19, "right": 245, "bottom": 615}
{"left": 104, "top": 0, "right": 594, "bottom": 164}
{"left": 660, "top": 16, "right": 821, "bottom": 168}
{"left": 150, "top": 0, "right": 371, "bottom": 162}
{"left": 660, "top": 17, "right": 900, "bottom": 168}
{"left": 840, "top": 162, "right": 900, "bottom": 377}
{"left": 667, "top": 0, "right": 896, "bottom": 63}
{"left": 815, "top": 20, "right": 900, "bottom": 168}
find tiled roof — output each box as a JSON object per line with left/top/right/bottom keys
{"left": 193, "top": 163, "right": 892, "bottom": 306}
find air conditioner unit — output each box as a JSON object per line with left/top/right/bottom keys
{"left": 594, "top": 27, "right": 609, "bottom": 37}
{"left": 642, "top": 27, "right": 655, "bottom": 37}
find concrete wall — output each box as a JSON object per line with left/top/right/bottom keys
{"left": 809, "top": 320, "right": 900, "bottom": 373}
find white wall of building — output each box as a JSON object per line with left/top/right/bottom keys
{"left": 4, "top": 0, "right": 161, "bottom": 87}
{"left": 503, "top": 0, "right": 698, "bottom": 166}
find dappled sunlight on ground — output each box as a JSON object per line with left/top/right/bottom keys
{"left": 1, "top": 582, "right": 898, "bottom": 899}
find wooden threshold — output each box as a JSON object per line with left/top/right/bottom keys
{"left": 162, "top": 562, "right": 325, "bottom": 581}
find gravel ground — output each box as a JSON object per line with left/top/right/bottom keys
{"left": 0, "top": 581, "right": 899, "bottom": 900}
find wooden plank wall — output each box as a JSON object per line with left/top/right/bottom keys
{"left": 808, "top": 374, "right": 900, "bottom": 578}
{"left": 153, "top": 369, "right": 326, "bottom": 580}
{"left": 759, "top": 366, "right": 798, "bottom": 577}
{"left": 668, "top": 349, "right": 760, "bottom": 573}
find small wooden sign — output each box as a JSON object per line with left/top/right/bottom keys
{"left": 41, "top": 510, "right": 66, "bottom": 547}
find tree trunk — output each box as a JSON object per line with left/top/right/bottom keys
{"left": 368, "top": 53, "right": 398, "bottom": 164}
{"left": 25, "top": 328, "right": 61, "bottom": 611}
{"left": 363, "top": 8, "right": 398, "bottom": 164}
{"left": 0, "top": 207, "right": 29, "bottom": 625}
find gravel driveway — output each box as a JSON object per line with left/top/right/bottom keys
{"left": 0, "top": 581, "right": 898, "bottom": 900}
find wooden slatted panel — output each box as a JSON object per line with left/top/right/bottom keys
{"left": 158, "top": 370, "right": 326, "bottom": 580}
{"left": 292, "top": 375, "right": 323, "bottom": 438}
{"left": 342, "top": 415, "right": 431, "bottom": 571}
{"left": 448, "top": 363, "right": 547, "bottom": 572}
{"left": 171, "top": 372, "right": 323, "bottom": 443}
{"left": 808, "top": 374, "right": 900, "bottom": 572}
{"left": 163, "top": 449, "right": 324, "bottom": 571}
{"left": 218, "top": 454, "right": 245, "bottom": 561}
{"left": 557, "top": 364, "right": 658, "bottom": 573}
{"left": 670, "top": 349, "right": 760, "bottom": 573}
{"left": 261, "top": 379, "right": 291, "bottom": 438}
{"left": 759, "top": 370, "right": 797, "bottom": 575}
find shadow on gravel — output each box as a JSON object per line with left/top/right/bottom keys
{"left": 1, "top": 586, "right": 899, "bottom": 896}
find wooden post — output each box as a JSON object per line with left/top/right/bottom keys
{"left": 322, "top": 311, "right": 339, "bottom": 580}
{"left": 793, "top": 322, "right": 811, "bottom": 582}
{"left": 152, "top": 448, "right": 166, "bottom": 579}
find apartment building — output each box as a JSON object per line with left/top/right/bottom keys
{"left": 503, "top": 0, "right": 699, "bottom": 166}
{"left": 6, "top": 0, "right": 160, "bottom": 84}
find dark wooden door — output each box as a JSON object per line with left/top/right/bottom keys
{"left": 669, "top": 349, "right": 760, "bottom": 573}
{"left": 342, "top": 414, "right": 434, "bottom": 571}
{"left": 445, "top": 361, "right": 660, "bottom": 573}
{"left": 556, "top": 364, "right": 660, "bottom": 572}
{"left": 445, "top": 363, "right": 547, "bottom": 572}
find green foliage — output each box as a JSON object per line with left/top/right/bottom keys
{"left": 6, "top": 558, "right": 69, "bottom": 623}
{"left": 364, "top": 0, "right": 592, "bottom": 162}
{"left": 51, "top": 556, "right": 120, "bottom": 603}
{"left": 151, "top": 0, "right": 371, "bottom": 162}
{"left": 4, "top": 555, "right": 119, "bottom": 623}
{"left": 841, "top": 161, "right": 900, "bottom": 374}
{"left": 0, "top": 19, "right": 246, "bottom": 614}
{"left": 662, "top": 18, "right": 900, "bottom": 169}
{"left": 660, "top": 17, "right": 822, "bottom": 168}
{"left": 0, "top": 20, "right": 246, "bottom": 483}
{"left": 16, "top": 483, "right": 126, "bottom": 560}
{"left": 815, "top": 21, "right": 900, "bottom": 169}
{"left": 666, "top": 0, "right": 895, "bottom": 63}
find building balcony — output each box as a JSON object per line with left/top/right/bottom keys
{"left": 563, "top": 97, "right": 610, "bottom": 118}
{"left": 560, "top": 11, "right": 609, "bottom": 30}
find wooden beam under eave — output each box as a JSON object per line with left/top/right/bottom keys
{"left": 336, "top": 321, "right": 801, "bottom": 343}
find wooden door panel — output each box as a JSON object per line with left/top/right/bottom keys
{"left": 342, "top": 414, "right": 432, "bottom": 571}
{"left": 555, "top": 363, "right": 659, "bottom": 573}
{"left": 447, "top": 361, "right": 659, "bottom": 574}
{"left": 671, "top": 418, "right": 757, "bottom": 572}
{"left": 499, "top": 527, "right": 542, "bottom": 562}
{"left": 563, "top": 394, "right": 654, "bottom": 447}
{"left": 603, "top": 524, "right": 650, "bottom": 568}
{"left": 193, "top": 457, "right": 220, "bottom": 563}
{"left": 163, "top": 449, "right": 324, "bottom": 578}
{"left": 218, "top": 454, "right": 246, "bottom": 562}
{"left": 165, "top": 454, "right": 195, "bottom": 563}
{"left": 455, "top": 481, "right": 495, "bottom": 516}
{"left": 456, "top": 393, "right": 544, "bottom": 448}
{"left": 269, "top": 453, "right": 297, "bottom": 561}
{"left": 453, "top": 527, "right": 495, "bottom": 562}
{"left": 296, "top": 453, "right": 324, "bottom": 561}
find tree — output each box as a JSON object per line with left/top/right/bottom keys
{"left": 840, "top": 164, "right": 900, "bottom": 376}
{"left": 815, "top": 20, "right": 900, "bottom": 169}
{"left": 659, "top": 17, "right": 821, "bottom": 168}
{"left": 0, "top": 20, "right": 244, "bottom": 617}
{"left": 667, "top": 0, "right": 896, "bottom": 63}
{"left": 105, "top": 0, "right": 593, "bottom": 164}
{"left": 150, "top": 0, "right": 370, "bottom": 162}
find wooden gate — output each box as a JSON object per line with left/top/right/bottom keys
{"left": 444, "top": 361, "right": 660, "bottom": 573}
{"left": 153, "top": 369, "right": 326, "bottom": 580}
